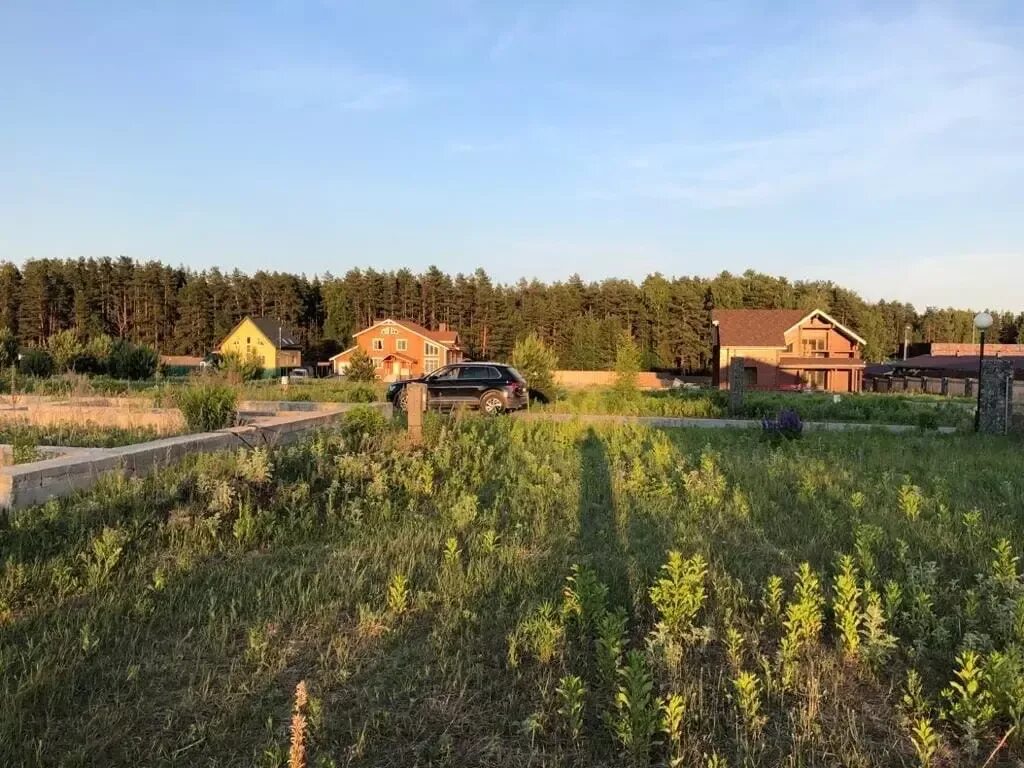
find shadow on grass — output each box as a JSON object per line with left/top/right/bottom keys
{"left": 576, "top": 428, "right": 631, "bottom": 611}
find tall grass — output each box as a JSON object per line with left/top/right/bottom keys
{"left": 0, "top": 415, "right": 1021, "bottom": 765}
{"left": 546, "top": 387, "right": 973, "bottom": 428}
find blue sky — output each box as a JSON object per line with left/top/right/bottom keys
{"left": 1, "top": 1, "right": 1022, "bottom": 310}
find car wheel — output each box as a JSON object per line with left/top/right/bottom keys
{"left": 480, "top": 391, "right": 505, "bottom": 416}
{"left": 396, "top": 389, "right": 409, "bottom": 412}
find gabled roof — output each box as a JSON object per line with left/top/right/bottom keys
{"left": 219, "top": 315, "right": 301, "bottom": 350}
{"left": 712, "top": 309, "right": 807, "bottom": 347}
{"left": 711, "top": 308, "right": 866, "bottom": 347}
{"left": 353, "top": 318, "right": 459, "bottom": 348}
{"left": 249, "top": 316, "right": 302, "bottom": 349}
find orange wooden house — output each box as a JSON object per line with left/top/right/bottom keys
{"left": 329, "top": 319, "right": 464, "bottom": 381}
{"left": 711, "top": 309, "right": 866, "bottom": 392}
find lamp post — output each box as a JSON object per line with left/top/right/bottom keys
{"left": 903, "top": 324, "right": 911, "bottom": 361}
{"left": 973, "top": 311, "right": 993, "bottom": 432}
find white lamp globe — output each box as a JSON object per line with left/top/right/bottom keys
{"left": 974, "top": 311, "right": 993, "bottom": 331}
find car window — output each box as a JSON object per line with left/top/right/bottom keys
{"left": 506, "top": 367, "right": 527, "bottom": 384}
{"left": 458, "top": 366, "right": 499, "bottom": 380}
{"left": 430, "top": 367, "right": 460, "bottom": 380}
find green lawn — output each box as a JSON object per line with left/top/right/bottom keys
{"left": 2, "top": 412, "right": 1022, "bottom": 766}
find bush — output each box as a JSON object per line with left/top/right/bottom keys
{"left": 108, "top": 340, "right": 159, "bottom": 380}
{"left": 19, "top": 347, "right": 54, "bottom": 378}
{"left": 346, "top": 348, "right": 378, "bottom": 382}
{"left": 222, "top": 349, "right": 264, "bottom": 383}
{"left": 512, "top": 332, "right": 558, "bottom": 402}
{"left": 613, "top": 329, "right": 641, "bottom": 396}
{"left": 761, "top": 407, "right": 803, "bottom": 443}
{"left": 0, "top": 328, "right": 18, "bottom": 370}
{"left": 342, "top": 384, "right": 378, "bottom": 403}
{"left": 46, "top": 330, "right": 85, "bottom": 373}
{"left": 176, "top": 381, "right": 238, "bottom": 432}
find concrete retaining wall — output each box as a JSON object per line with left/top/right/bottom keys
{"left": 0, "top": 403, "right": 391, "bottom": 516}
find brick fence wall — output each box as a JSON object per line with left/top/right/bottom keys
{"left": 553, "top": 371, "right": 710, "bottom": 390}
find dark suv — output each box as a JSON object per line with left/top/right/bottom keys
{"left": 387, "top": 362, "right": 529, "bottom": 414}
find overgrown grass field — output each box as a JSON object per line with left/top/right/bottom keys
{"left": 546, "top": 388, "right": 974, "bottom": 429}
{"left": 1, "top": 412, "right": 1022, "bottom": 766}
{"left": 0, "top": 422, "right": 168, "bottom": 449}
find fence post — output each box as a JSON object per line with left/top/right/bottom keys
{"left": 406, "top": 382, "right": 426, "bottom": 444}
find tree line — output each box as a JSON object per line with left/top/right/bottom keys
{"left": 1, "top": 257, "right": 1021, "bottom": 371}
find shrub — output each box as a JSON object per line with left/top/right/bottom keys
{"left": 512, "top": 332, "right": 557, "bottom": 402}
{"left": 223, "top": 349, "right": 264, "bottom": 383}
{"left": 19, "top": 347, "right": 54, "bottom": 378}
{"left": 108, "top": 340, "right": 159, "bottom": 380}
{"left": 613, "top": 329, "right": 641, "bottom": 396}
{"left": 761, "top": 407, "right": 803, "bottom": 442}
{"left": 176, "top": 381, "right": 238, "bottom": 432}
{"left": 46, "top": 330, "right": 85, "bottom": 373}
{"left": 0, "top": 328, "right": 18, "bottom": 370}
{"left": 345, "top": 348, "right": 378, "bottom": 382}
{"left": 342, "top": 384, "right": 378, "bottom": 403}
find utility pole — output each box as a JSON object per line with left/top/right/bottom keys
{"left": 903, "top": 324, "right": 911, "bottom": 360}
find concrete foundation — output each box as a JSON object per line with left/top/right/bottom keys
{"left": 0, "top": 403, "right": 391, "bottom": 516}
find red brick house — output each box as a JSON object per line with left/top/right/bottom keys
{"left": 329, "top": 319, "right": 464, "bottom": 381}
{"left": 711, "top": 309, "right": 866, "bottom": 392}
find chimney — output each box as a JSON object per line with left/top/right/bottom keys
{"left": 438, "top": 322, "right": 448, "bottom": 332}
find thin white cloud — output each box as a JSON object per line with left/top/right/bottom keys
{"left": 811, "top": 252, "right": 1024, "bottom": 313}
{"left": 600, "top": 7, "right": 1024, "bottom": 209}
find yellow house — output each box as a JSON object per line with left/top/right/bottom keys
{"left": 216, "top": 316, "right": 302, "bottom": 374}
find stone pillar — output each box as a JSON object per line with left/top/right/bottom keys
{"left": 728, "top": 357, "right": 745, "bottom": 416}
{"left": 978, "top": 359, "right": 1014, "bottom": 435}
{"left": 965, "top": 378, "right": 975, "bottom": 398}
{"left": 406, "top": 382, "right": 427, "bottom": 443}
{"left": 940, "top": 377, "right": 949, "bottom": 396}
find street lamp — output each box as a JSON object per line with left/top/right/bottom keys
{"left": 973, "top": 311, "right": 993, "bottom": 432}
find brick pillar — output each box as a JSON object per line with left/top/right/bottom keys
{"left": 406, "top": 382, "right": 427, "bottom": 444}
{"left": 728, "top": 357, "right": 745, "bottom": 416}
{"left": 978, "top": 359, "right": 1014, "bottom": 435}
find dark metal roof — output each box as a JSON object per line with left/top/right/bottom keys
{"left": 885, "top": 354, "right": 1024, "bottom": 375}
{"left": 249, "top": 317, "right": 301, "bottom": 349}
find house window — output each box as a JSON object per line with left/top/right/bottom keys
{"left": 424, "top": 356, "right": 440, "bottom": 373}
{"left": 802, "top": 370, "right": 827, "bottom": 389}
{"left": 396, "top": 339, "right": 408, "bottom": 352}
{"left": 743, "top": 366, "right": 758, "bottom": 388}
{"left": 424, "top": 341, "right": 440, "bottom": 373}
{"left": 371, "top": 357, "right": 383, "bottom": 368}
{"left": 372, "top": 339, "right": 384, "bottom": 351}
{"left": 802, "top": 335, "right": 827, "bottom": 355}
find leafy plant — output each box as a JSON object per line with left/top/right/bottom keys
{"left": 176, "top": 381, "right": 238, "bottom": 431}
{"left": 833, "top": 555, "right": 863, "bottom": 658}
{"left": 761, "top": 407, "right": 803, "bottom": 442}
{"left": 19, "top": 346, "right": 54, "bottom": 378}
{"left": 511, "top": 332, "right": 558, "bottom": 402}
{"left": 556, "top": 674, "right": 586, "bottom": 744}
{"left": 611, "top": 650, "right": 658, "bottom": 766}
{"left": 613, "top": 328, "right": 641, "bottom": 397}
{"left": 387, "top": 572, "right": 409, "bottom": 616}
{"left": 941, "top": 649, "right": 995, "bottom": 755}
{"left": 733, "top": 670, "right": 766, "bottom": 738}
{"left": 222, "top": 349, "right": 264, "bottom": 383}
{"left": 345, "top": 348, "right": 377, "bottom": 382}
{"left": 108, "top": 339, "right": 159, "bottom": 380}
{"left": 649, "top": 551, "right": 708, "bottom": 642}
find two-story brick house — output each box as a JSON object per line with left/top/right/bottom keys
{"left": 329, "top": 318, "right": 464, "bottom": 381}
{"left": 711, "top": 308, "right": 866, "bottom": 392}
